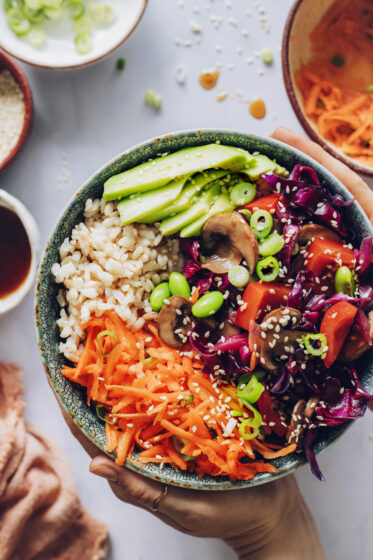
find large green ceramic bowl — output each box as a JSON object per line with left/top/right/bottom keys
{"left": 35, "top": 129, "right": 373, "bottom": 490}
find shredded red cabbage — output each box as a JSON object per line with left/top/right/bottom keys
{"left": 356, "top": 237, "right": 373, "bottom": 275}
{"left": 271, "top": 366, "right": 291, "bottom": 394}
{"left": 356, "top": 309, "right": 372, "bottom": 346}
{"left": 304, "top": 429, "right": 325, "bottom": 482}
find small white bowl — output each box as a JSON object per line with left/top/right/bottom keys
{"left": 0, "top": 189, "right": 39, "bottom": 316}
{"left": 0, "top": 0, "right": 147, "bottom": 70}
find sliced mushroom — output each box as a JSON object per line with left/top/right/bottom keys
{"left": 157, "top": 296, "right": 196, "bottom": 349}
{"left": 250, "top": 307, "right": 304, "bottom": 372}
{"left": 201, "top": 212, "right": 259, "bottom": 274}
{"left": 287, "top": 396, "right": 320, "bottom": 450}
{"left": 287, "top": 399, "right": 306, "bottom": 447}
{"left": 297, "top": 223, "right": 342, "bottom": 245}
{"left": 339, "top": 310, "right": 373, "bottom": 362}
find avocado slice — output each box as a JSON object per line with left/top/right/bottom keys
{"left": 103, "top": 144, "right": 251, "bottom": 201}
{"left": 180, "top": 192, "right": 235, "bottom": 238}
{"left": 159, "top": 182, "right": 221, "bottom": 236}
{"left": 243, "top": 154, "right": 288, "bottom": 181}
{"left": 117, "top": 177, "right": 186, "bottom": 226}
{"left": 139, "top": 169, "right": 229, "bottom": 224}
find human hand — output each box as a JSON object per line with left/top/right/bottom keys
{"left": 61, "top": 407, "right": 324, "bottom": 559}
{"left": 272, "top": 127, "right": 373, "bottom": 412}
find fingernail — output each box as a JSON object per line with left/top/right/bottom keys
{"left": 90, "top": 461, "right": 118, "bottom": 482}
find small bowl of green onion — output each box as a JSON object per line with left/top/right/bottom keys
{"left": 0, "top": 0, "right": 147, "bottom": 69}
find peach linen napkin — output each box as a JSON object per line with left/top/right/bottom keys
{"left": 0, "top": 363, "right": 108, "bottom": 560}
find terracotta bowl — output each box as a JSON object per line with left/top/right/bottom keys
{"left": 282, "top": 0, "right": 373, "bottom": 178}
{"left": 0, "top": 49, "right": 33, "bottom": 173}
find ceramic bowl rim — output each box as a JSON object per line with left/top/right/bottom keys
{"left": 281, "top": 0, "right": 373, "bottom": 178}
{"left": 0, "top": 49, "right": 33, "bottom": 172}
{"left": 0, "top": 189, "right": 39, "bottom": 316}
{"left": 35, "top": 128, "right": 373, "bottom": 490}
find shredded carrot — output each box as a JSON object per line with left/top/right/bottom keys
{"left": 62, "top": 311, "right": 294, "bottom": 480}
{"left": 295, "top": 0, "right": 373, "bottom": 168}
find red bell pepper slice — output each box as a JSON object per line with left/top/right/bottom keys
{"left": 236, "top": 282, "right": 291, "bottom": 330}
{"left": 320, "top": 301, "right": 358, "bottom": 368}
{"left": 244, "top": 193, "right": 282, "bottom": 215}
{"left": 304, "top": 238, "right": 355, "bottom": 276}
{"left": 257, "top": 388, "right": 287, "bottom": 437}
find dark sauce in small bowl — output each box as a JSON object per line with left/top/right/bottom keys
{"left": 0, "top": 206, "right": 31, "bottom": 299}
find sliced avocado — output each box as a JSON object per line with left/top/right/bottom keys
{"left": 243, "top": 154, "right": 288, "bottom": 181}
{"left": 117, "top": 177, "right": 186, "bottom": 226}
{"left": 103, "top": 144, "right": 250, "bottom": 201}
{"left": 159, "top": 182, "right": 221, "bottom": 236}
{"left": 180, "top": 192, "right": 235, "bottom": 238}
{"left": 139, "top": 169, "right": 229, "bottom": 223}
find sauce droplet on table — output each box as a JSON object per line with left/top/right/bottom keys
{"left": 199, "top": 70, "right": 220, "bottom": 90}
{"left": 249, "top": 99, "right": 266, "bottom": 119}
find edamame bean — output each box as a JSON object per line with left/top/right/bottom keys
{"left": 334, "top": 266, "right": 355, "bottom": 296}
{"left": 192, "top": 291, "right": 224, "bottom": 318}
{"left": 149, "top": 282, "right": 171, "bottom": 311}
{"left": 228, "top": 265, "right": 250, "bottom": 287}
{"left": 230, "top": 181, "right": 256, "bottom": 206}
{"left": 259, "top": 232, "right": 284, "bottom": 257}
{"left": 169, "top": 272, "right": 191, "bottom": 298}
{"left": 250, "top": 210, "right": 273, "bottom": 239}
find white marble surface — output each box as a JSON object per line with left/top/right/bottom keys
{"left": 1, "top": 1, "right": 372, "bottom": 559}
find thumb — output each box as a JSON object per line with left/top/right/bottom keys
{"left": 369, "top": 400, "right": 373, "bottom": 412}
{"left": 90, "top": 455, "right": 168, "bottom": 511}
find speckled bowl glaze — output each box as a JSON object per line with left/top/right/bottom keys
{"left": 35, "top": 130, "right": 373, "bottom": 490}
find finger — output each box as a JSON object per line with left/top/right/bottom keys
{"left": 369, "top": 400, "right": 373, "bottom": 412}
{"left": 90, "top": 455, "right": 206, "bottom": 522}
{"left": 272, "top": 127, "right": 373, "bottom": 223}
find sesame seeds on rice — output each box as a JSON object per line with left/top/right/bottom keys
{"left": 52, "top": 198, "right": 182, "bottom": 362}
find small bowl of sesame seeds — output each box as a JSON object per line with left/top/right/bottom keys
{"left": 0, "top": 49, "right": 32, "bottom": 173}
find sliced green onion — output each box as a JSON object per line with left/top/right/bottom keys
{"left": 366, "top": 84, "right": 373, "bottom": 94}
{"left": 145, "top": 89, "right": 162, "bottom": 110}
{"left": 180, "top": 394, "right": 194, "bottom": 407}
{"left": 74, "top": 31, "right": 92, "bottom": 54}
{"left": 291, "top": 242, "right": 300, "bottom": 256}
{"left": 237, "top": 375, "right": 264, "bottom": 404}
{"left": 330, "top": 53, "right": 345, "bottom": 67}
{"left": 238, "top": 208, "right": 252, "bottom": 221}
{"left": 96, "top": 330, "right": 119, "bottom": 358}
{"left": 252, "top": 369, "right": 267, "bottom": 381}
{"left": 65, "top": 0, "right": 84, "bottom": 19}
{"left": 25, "top": 0, "right": 43, "bottom": 8}
{"left": 261, "top": 48, "right": 273, "bottom": 65}
{"left": 302, "top": 333, "right": 328, "bottom": 357}
{"left": 116, "top": 57, "right": 126, "bottom": 70}
{"left": 4, "top": 0, "right": 24, "bottom": 10}
{"left": 44, "top": 6, "right": 64, "bottom": 19}
{"left": 259, "top": 232, "right": 284, "bottom": 257}
{"left": 256, "top": 256, "right": 280, "bottom": 282}
{"left": 232, "top": 409, "right": 244, "bottom": 417}
{"left": 23, "top": 6, "right": 45, "bottom": 23}
{"left": 250, "top": 209, "right": 273, "bottom": 239}
{"left": 228, "top": 265, "right": 250, "bottom": 288}
{"left": 229, "top": 181, "right": 256, "bottom": 206}
{"left": 6, "top": 8, "right": 31, "bottom": 36}
{"left": 27, "top": 27, "right": 46, "bottom": 46}
{"left": 96, "top": 404, "right": 114, "bottom": 424}
{"left": 238, "top": 405, "right": 262, "bottom": 440}
{"left": 88, "top": 2, "right": 114, "bottom": 24}
{"left": 171, "top": 435, "right": 194, "bottom": 461}
{"left": 74, "top": 15, "right": 91, "bottom": 33}
{"left": 143, "top": 356, "right": 157, "bottom": 369}
{"left": 42, "top": 0, "right": 62, "bottom": 7}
